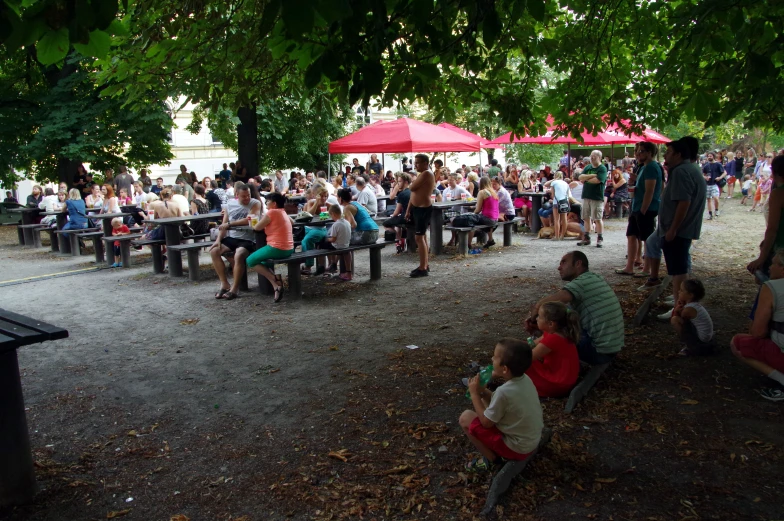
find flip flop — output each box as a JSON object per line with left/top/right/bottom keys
{"left": 215, "top": 288, "right": 230, "bottom": 299}
{"left": 224, "top": 291, "right": 237, "bottom": 300}
{"left": 273, "top": 285, "right": 284, "bottom": 303}
{"left": 633, "top": 271, "right": 650, "bottom": 278}
{"left": 615, "top": 269, "right": 635, "bottom": 275}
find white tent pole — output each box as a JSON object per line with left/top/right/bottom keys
{"left": 328, "top": 153, "right": 331, "bottom": 180}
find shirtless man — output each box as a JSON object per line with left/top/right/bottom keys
{"left": 405, "top": 153, "right": 435, "bottom": 277}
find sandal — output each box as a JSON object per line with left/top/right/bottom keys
{"left": 224, "top": 291, "right": 237, "bottom": 300}
{"left": 634, "top": 262, "right": 644, "bottom": 269}
{"left": 633, "top": 271, "right": 650, "bottom": 278}
{"left": 615, "top": 269, "right": 634, "bottom": 275}
{"left": 215, "top": 288, "right": 230, "bottom": 299}
{"left": 273, "top": 285, "right": 284, "bottom": 303}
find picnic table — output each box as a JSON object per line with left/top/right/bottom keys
{"left": 518, "top": 191, "right": 547, "bottom": 233}
{"left": 9, "top": 207, "right": 42, "bottom": 246}
{"left": 429, "top": 200, "right": 476, "bottom": 255}
{"left": 143, "top": 214, "right": 220, "bottom": 277}
{"left": 0, "top": 309, "right": 68, "bottom": 506}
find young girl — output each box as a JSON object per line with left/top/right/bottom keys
{"left": 110, "top": 217, "right": 131, "bottom": 268}
{"left": 758, "top": 174, "right": 773, "bottom": 209}
{"left": 740, "top": 175, "right": 752, "bottom": 205}
{"left": 670, "top": 279, "right": 715, "bottom": 356}
{"left": 117, "top": 188, "right": 133, "bottom": 206}
{"left": 526, "top": 302, "right": 581, "bottom": 397}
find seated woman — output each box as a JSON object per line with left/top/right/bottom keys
{"left": 503, "top": 164, "right": 519, "bottom": 189}
{"left": 604, "top": 168, "right": 629, "bottom": 218}
{"left": 538, "top": 194, "right": 554, "bottom": 228}
{"left": 731, "top": 248, "right": 784, "bottom": 401}
{"left": 300, "top": 186, "right": 340, "bottom": 276}
{"left": 469, "top": 177, "right": 500, "bottom": 248}
{"left": 38, "top": 188, "right": 59, "bottom": 227}
{"left": 369, "top": 175, "right": 387, "bottom": 215}
{"left": 85, "top": 184, "right": 103, "bottom": 210}
{"left": 516, "top": 170, "right": 535, "bottom": 225}
{"left": 143, "top": 188, "right": 182, "bottom": 268}
{"left": 247, "top": 192, "right": 294, "bottom": 303}
{"left": 61, "top": 188, "right": 88, "bottom": 238}
{"left": 337, "top": 188, "right": 379, "bottom": 245}
{"left": 466, "top": 172, "right": 480, "bottom": 198}
{"left": 101, "top": 184, "right": 120, "bottom": 215}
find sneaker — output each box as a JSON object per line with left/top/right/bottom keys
{"left": 664, "top": 295, "right": 675, "bottom": 305}
{"left": 327, "top": 263, "right": 338, "bottom": 274}
{"left": 716, "top": 210, "right": 720, "bottom": 217}
{"left": 657, "top": 308, "right": 674, "bottom": 321}
{"left": 410, "top": 268, "right": 429, "bottom": 278}
{"left": 484, "top": 240, "right": 496, "bottom": 248}
{"left": 758, "top": 388, "right": 784, "bottom": 402}
{"left": 707, "top": 214, "right": 713, "bottom": 220}
{"left": 577, "top": 235, "right": 591, "bottom": 246}
{"left": 110, "top": 262, "right": 119, "bottom": 268}
{"left": 596, "top": 235, "right": 603, "bottom": 248}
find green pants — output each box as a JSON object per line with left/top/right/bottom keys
{"left": 245, "top": 245, "right": 294, "bottom": 269}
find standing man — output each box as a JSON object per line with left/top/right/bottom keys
{"left": 219, "top": 163, "right": 232, "bottom": 188}
{"left": 139, "top": 169, "right": 152, "bottom": 193}
{"left": 366, "top": 154, "right": 383, "bottom": 176}
{"left": 402, "top": 157, "right": 413, "bottom": 173}
{"left": 657, "top": 138, "right": 707, "bottom": 320}
{"left": 578, "top": 150, "right": 608, "bottom": 248}
{"left": 103, "top": 168, "right": 115, "bottom": 187}
{"left": 486, "top": 159, "right": 502, "bottom": 179}
{"left": 621, "top": 151, "right": 633, "bottom": 173}
{"left": 351, "top": 158, "right": 366, "bottom": 177}
{"left": 618, "top": 141, "right": 662, "bottom": 275}
{"left": 559, "top": 150, "right": 571, "bottom": 174}
{"left": 113, "top": 166, "right": 134, "bottom": 197}
{"left": 151, "top": 177, "right": 164, "bottom": 195}
{"left": 406, "top": 153, "right": 435, "bottom": 277}
{"left": 702, "top": 152, "right": 724, "bottom": 220}
{"left": 175, "top": 164, "right": 190, "bottom": 185}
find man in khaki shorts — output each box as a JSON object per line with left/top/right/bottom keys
{"left": 578, "top": 150, "right": 608, "bottom": 248}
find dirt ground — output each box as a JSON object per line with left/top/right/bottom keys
{"left": 0, "top": 196, "right": 781, "bottom": 521}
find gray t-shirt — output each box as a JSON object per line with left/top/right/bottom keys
{"left": 329, "top": 218, "right": 351, "bottom": 249}
{"left": 227, "top": 198, "right": 261, "bottom": 241}
{"left": 356, "top": 186, "right": 377, "bottom": 215}
{"left": 273, "top": 177, "right": 287, "bottom": 193}
{"left": 658, "top": 161, "right": 707, "bottom": 240}
{"left": 483, "top": 375, "right": 543, "bottom": 454}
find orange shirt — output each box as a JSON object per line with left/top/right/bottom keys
{"left": 265, "top": 209, "right": 294, "bottom": 250}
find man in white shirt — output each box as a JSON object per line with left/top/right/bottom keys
{"left": 442, "top": 172, "right": 471, "bottom": 201}
{"left": 170, "top": 185, "right": 191, "bottom": 215}
{"left": 355, "top": 177, "right": 378, "bottom": 215}
{"left": 273, "top": 170, "right": 288, "bottom": 194}
{"left": 317, "top": 171, "right": 335, "bottom": 195}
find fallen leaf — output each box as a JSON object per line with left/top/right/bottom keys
{"left": 681, "top": 399, "right": 699, "bottom": 405}
{"left": 329, "top": 345, "right": 339, "bottom": 351}
{"left": 383, "top": 465, "right": 410, "bottom": 475}
{"left": 179, "top": 318, "right": 199, "bottom": 325}
{"left": 327, "top": 449, "right": 352, "bottom": 462}
{"left": 595, "top": 477, "right": 617, "bottom": 483}
{"left": 107, "top": 510, "right": 131, "bottom": 519}
{"left": 170, "top": 516, "right": 190, "bottom": 521}
{"left": 268, "top": 368, "right": 280, "bottom": 374}
{"left": 127, "top": 430, "right": 138, "bottom": 437}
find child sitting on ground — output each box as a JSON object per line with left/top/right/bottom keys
{"left": 323, "top": 204, "right": 352, "bottom": 281}
{"left": 670, "top": 279, "right": 716, "bottom": 356}
{"left": 740, "top": 175, "right": 752, "bottom": 206}
{"left": 526, "top": 302, "right": 581, "bottom": 397}
{"left": 110, "top": 217, "right": 131, "bottom": 268}
{"left": 459, "top": 338, "right": 544, "bottom": 470}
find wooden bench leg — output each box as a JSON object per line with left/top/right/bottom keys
{"left": 287, "top": 263, "right": 303, "bottom": 300}
{"left": 186, "top": 249, "right": 200, "bottom": 280}
{"left": 564, "top": 362, "right": 612, "bottom": 413}
{"left": 49, "top": 231, "right": 59, "bottom": 252}
{"left": 239, "top": 269, "right": 249, "bottom": 291}
{"left": 32, "top": 229, "right": 42, "bottom": 249}
{"left": 457, "top": 231, "right": 469, "bottom": 255}
{"left": 481, "top": 428, "right": 552, "bottom": 516}
{"left": 105, "top": 243, "right": 115, "bottom": 267}
{"left": 406, "top": 224, "right": 417, "bottom": 253}
{"left": 22, "top": 227, "right": 34, "bottom": 247}
{"left": 69, "top": 234, "right": 81, "bottom": 257}
{"left": 151, "top": 245, "right": 164, "bottom": 273}
{"left": 17, "top": 226, "right": 24, "bottom": 246}
{"left": 257, "top": 272, "right": 274, "bottom": 295}
{"left": 120, "top": 242, "right": 132, "bottom": 268}
{"left": 369, "top": 247, "right": 382, "bottom": 280}
{"left": 92, "top": 238, "right": 104, "bottom": 264}
{"left": 503, "top": 224, "right": 513, "bottom": 247}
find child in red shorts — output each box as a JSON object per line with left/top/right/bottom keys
{"left": 459, "top": 338, "right": 544, "bottom": 470}
{"left": 526, "top": 302, "right": 581, "bottom": 397}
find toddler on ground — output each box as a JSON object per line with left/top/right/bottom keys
{"left": 459, "top": 338, "right": 544, "bottom": 470}
{"left": 110, "top": 217, "right": 131, "bottom": 268}
{"left": 670, "top": 279, "right": 716, "bottom": 356}
{"left": 526, "top": 302, "right": 581, "bottom": 397}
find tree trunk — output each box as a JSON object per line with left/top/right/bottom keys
{"left": 237, "top": 104, "right": 258, "bottom": 175}
{"left": 56, "top": 157, "right": 79, "bottom": 188}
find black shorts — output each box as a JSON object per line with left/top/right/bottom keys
{"left": 626, "top": 210, "right": 658, "bottom": 240}
{"left": 661, "top": 236, "right": 692, "bottom": 276}
{"left": 221, "top": 236, "right": 256, "bottom": 254}
{"left": 410, "top": 205, "right": 433, "bottom": 235}
{"left": 383, "top": 215, "right": 406, "bottom": 228}
{"left": 679, "top": 320, "right": 716, "bottom": 355}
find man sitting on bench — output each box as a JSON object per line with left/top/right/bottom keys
{"left": 210, "top": 182, "right": 262, "bottom": 300}
{"left": 532, "top": 251, "right": 624, "bottom": 364}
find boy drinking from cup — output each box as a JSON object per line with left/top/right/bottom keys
{"left": 459, "top": 338, "right": 544, "bottom": 470}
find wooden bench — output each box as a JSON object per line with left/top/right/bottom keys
{"left": 35, "top": 226, "right": 60, "bottom": 252}
{"left": 269, "top": 240, "right": 393, "bottom": 300}
{"left": 132, "top": 233, "right": 210, "bottom": 274}
{"left": 445, "top": 218, "right": 524, "bottom": 254}
{"left": 52, "top": 227, "right": 100, "bottom": 256}
{"left": 564, "top": 360, "right": 614, "bottom": 413}
{"left": 481, "top": 427, "right": 552, "bottom": 516}
{"left": 17, "top": 224, "right": 48, "bottom": 248}
{"left": 101, "top": 233, "right": 145, "bottom": 268}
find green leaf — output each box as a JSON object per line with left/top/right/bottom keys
{"left": 258, "top": 0, "right": 281, "bottom": 36}
{"left": 106, "top": 19, "right": 129, "bottom": 37}
{"left": 316, "top": 0, "right": 352, "bottom": 23}
{"left": 482, "top": 8, "right": 500, "bottom": 47}
{"left": 527, "top": 0, "right": 546, "bottom": 22}
{"left": 415, "top": 64, "right": 439, "bottom": 80}
{"left": 36, "top": 28, "right": 70, "bottom": 65}
{"left": 304, "top": 57, "right": 323, "bottom": 89}
{"left": 73, "top": 29, "right": 112, "bottom": 58}
{"left": 282, "top": 0, "right": 314, "bottom": 35}
{"left": 93, "top": 0, "right": 119, "bottom": 29}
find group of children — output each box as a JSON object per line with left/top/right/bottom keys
{"left": 740, "top": 173, "right": 773, "bottom": 212}
{"left": 460, "top": 280, "right": 714, "bottom": 470}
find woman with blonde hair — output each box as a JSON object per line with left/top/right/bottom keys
{"left": 470, "top": 177, "right": 500, "bottom": 248}
{"left": 724, "top": 151, "right": 737, "bottom": 199}
{"left": 466, "top": 172, "right": 480, "bottom": 198}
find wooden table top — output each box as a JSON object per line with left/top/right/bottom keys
{"left": 142, "top": 213, "right": 218, "bottom": 225}
{"left": 0, "top": 308, "right": 68, "bottom": 355}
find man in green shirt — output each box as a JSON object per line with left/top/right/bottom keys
{"left": 578, "top": 150, "right": 609, "bottom": 247}
{"left": 486, "top": 158, "right": 502, "bottom": 179}
{"left": 534, "top": 251, "right": 624, "bottom": 364}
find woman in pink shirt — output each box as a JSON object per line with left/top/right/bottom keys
{"left": 247, "top": 192, "right": 294, "bottom": 302}
{"left": 469, "top": 177, "right": 500, "bottom": 248}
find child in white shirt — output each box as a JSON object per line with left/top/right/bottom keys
{"left": 671, "top": 279, "right": 716, "bottom": 356}
{"left": 741, "top": 175, "right": 752, "bottom": 206}
{"left": 324, "top": 204, "right": 352, "bottom": 281}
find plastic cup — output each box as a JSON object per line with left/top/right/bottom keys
{"left": 446, "top": 193, "right": 452, "bottom": 201}
{"left": 431, "top": 194, "right": 436, "bottom": 202}
{"left": 320, "top": 206, "right": 327, "bottom": 214}
{"left": 251, "top": 216, "right": 259, "bottom": 227}
{"left": 460, "top": 193, "right": 467, "bottom": 200}
{"left": 148, "top": 209, "right": 154, "bottom": 220}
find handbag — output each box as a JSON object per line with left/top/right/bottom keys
{"left": 557, "top": 198, "right": 571, "bottom": 213}
{"left": 180, "top": 224, "right": 194, "bottom": 238}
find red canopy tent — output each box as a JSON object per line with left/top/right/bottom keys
{"left": 329, "top": 118, "right": 483, "bottom": 154}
